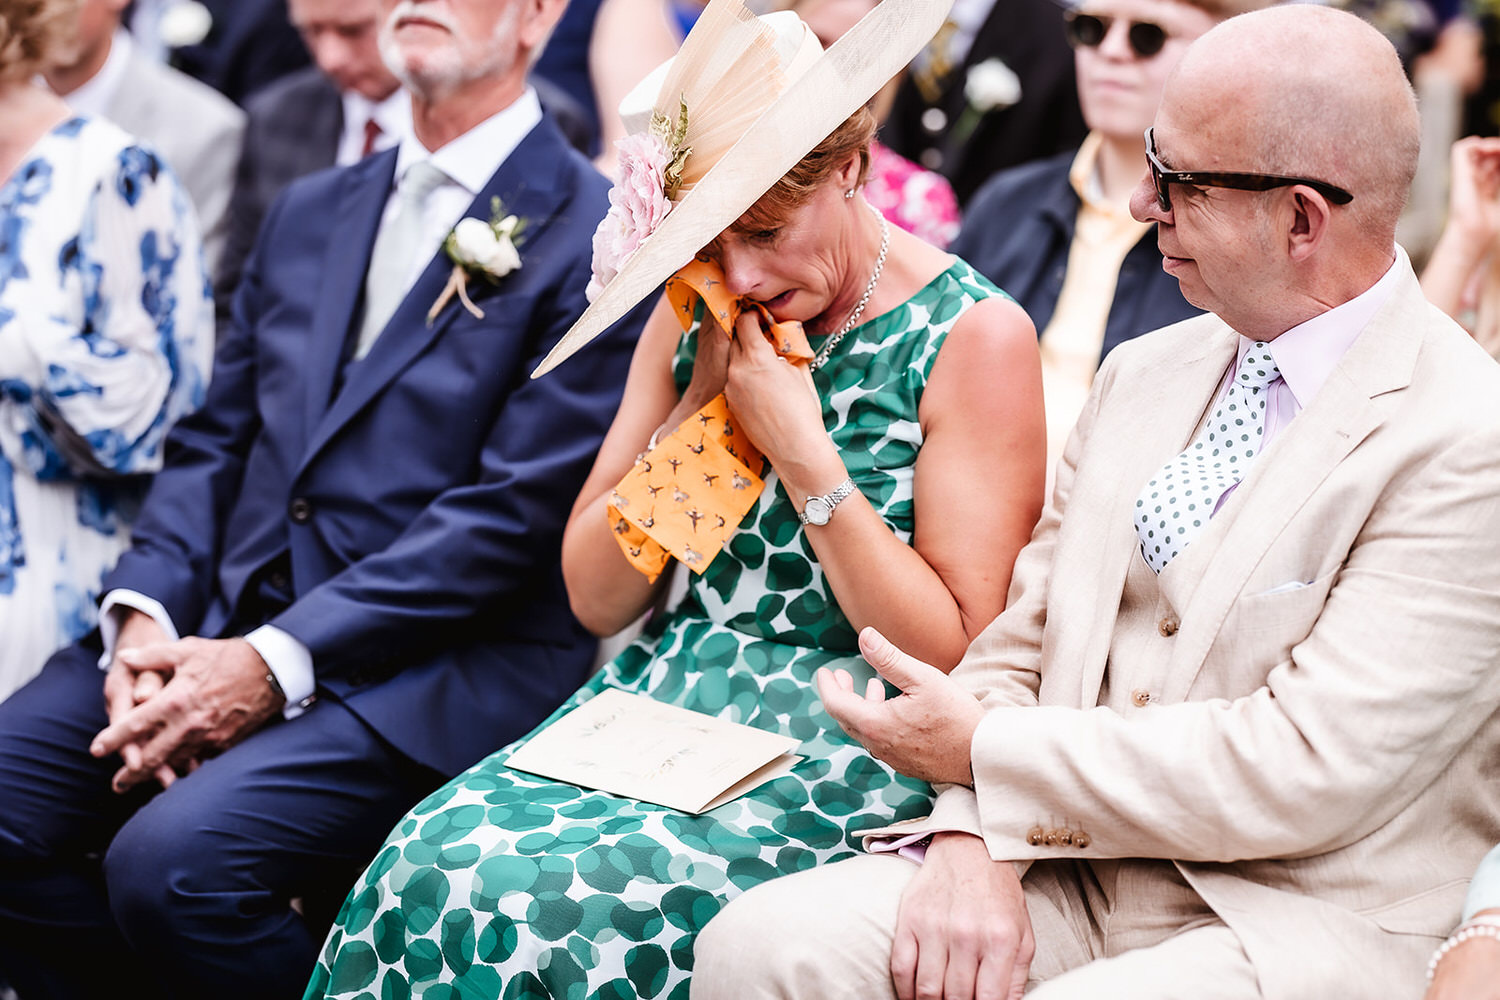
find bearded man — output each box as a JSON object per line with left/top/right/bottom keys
{"left": 0, "top": 1, "right": 646, "bottom": 996}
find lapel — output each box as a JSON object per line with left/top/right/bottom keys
{"left": 1071, "top": 318, "right": 1239, "bottom": 708}
{"left": 300, "top": 147, "right": 397, "bottom": 452}
{"left": 1157, "top": 266, "right": 1425, "bottom": 701}
{"left": 297, "top": 118, "right": 575, "bottom": 475}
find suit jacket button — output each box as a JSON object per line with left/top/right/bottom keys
{"left": 1131, "top": 688, "right": 1151, "bottom": 707}
{"left": 1158, "top": 616, "right": 1179, "bottom": 636}
{"left": 921, "top": 108, "right": 948, "bottom": 132}
{"left": 1073, "top": 832, "right": 1091, "bottom": 849}
{"left": 919, "top": 148, "right": 943, "bottom": 170}
{"left": 289, "top": 497, "right": 313, "bottom": 523}
{"left": 1026, "top": 826, "right": 1044, "bottom": 846}
{"left": 1043, "top": 829, "right": 1059, "bottom": 846}
{"left": 1057, "top": 827, "right": 1073, "bottom": 846}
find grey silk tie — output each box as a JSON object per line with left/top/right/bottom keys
{"left": 1134, "top": 342, "right": 1281, "bottom": 573}
{"left": 357, "top": 160, "right": 449, "bottom": 359}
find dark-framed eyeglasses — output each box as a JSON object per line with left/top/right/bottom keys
{"left": 1143, "top": 127, "right": 1355, "bottom": 213}
{"left": 1064, "top": 11, "right": 1168, "bottom": 59}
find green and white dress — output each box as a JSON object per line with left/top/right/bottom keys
{"left": 305, "top": 261, "right": 1007, "bottom": 1000}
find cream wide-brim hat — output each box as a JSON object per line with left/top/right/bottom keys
{"left": 531, "top": 0, "right": 955, "bottom": 377}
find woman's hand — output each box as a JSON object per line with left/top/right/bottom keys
{"left": 1447, "top": 137, "right": 1500, "bottom": 255}
{"left": 724, "top": 309, "right": 838, "bottom": 484}
{"left": 681, "top": 315, "right": 734, "bottom": 413}
{"left": 1426, "top": 931, "right": 1500, "bottom": 1000}
{"left": 1422, "top": 136, "right": 1500, "bottom": 323}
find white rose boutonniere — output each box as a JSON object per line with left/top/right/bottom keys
{"left": 159, "top": 1, "right": 213, "bottom": 48}
{"left": 952, "top": 57, "right": 1022, "bottom": 146}
{"left": 428, "top": 198, "right": 526, "bottom": 325}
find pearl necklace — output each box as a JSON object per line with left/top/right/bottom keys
{"left": 809, "top": 204, "right": 890, "bottom": 371}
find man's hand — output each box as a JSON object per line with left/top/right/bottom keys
{"left": 1426, "top": 910, "right": 1500, "bottom": 1000}
{"left": 892, "top": 832, "right": 1034, "bottom": 1000}
{"left": 101, "top": 610, "right": 176, "bottom": 786}
{"left": 816, "top": 627, "right": 984, "bottom": 785}
{"left": 90, "top": 637, "right": 285, "bottom": 792}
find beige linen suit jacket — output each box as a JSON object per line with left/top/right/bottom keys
{"left": 871, "top": 259, "right": 1500, "bottom": 998}
{"left": 105, "top": 48, "right": 244, "bottom": 276}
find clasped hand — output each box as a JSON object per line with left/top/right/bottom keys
{"left": 92, "top": 625, "right": 284, "bottom": 793}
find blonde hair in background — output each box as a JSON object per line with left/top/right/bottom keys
{"left": 0, "top": 0, "right": 80, "bottom": 83}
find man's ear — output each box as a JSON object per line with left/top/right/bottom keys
{"left": 1286, "top": 187, "right": 1333, "bottom": 263}
{"left": 519, "top": 0, "right": 569, "bottom": 56}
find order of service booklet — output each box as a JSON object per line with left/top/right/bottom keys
{"left": 505, "top": 688, "right": 803, "bottom": 814}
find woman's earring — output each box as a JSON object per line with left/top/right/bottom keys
{"left": 844, "top": 188, "right": 856, "bottom": 200}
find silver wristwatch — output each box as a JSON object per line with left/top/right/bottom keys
{"left": 798, "top": 478, "right": 856, "bottom": 526}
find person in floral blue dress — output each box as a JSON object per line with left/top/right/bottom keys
{"left": 0, "top": 45, "right": 213, "bottom": 698}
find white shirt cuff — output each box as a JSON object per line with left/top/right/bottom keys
{"left": 244, "top": 625, "right": 317, "bottom": 719}
{"left": 97, "top": 589, "right": 180, "bottom": 668}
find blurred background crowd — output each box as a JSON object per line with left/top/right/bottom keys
{"left": 4, "top": 0, "right": 1500, "bottom": 685}
{"left": 3, "top": 0, "right": 1500, "bottom": 996}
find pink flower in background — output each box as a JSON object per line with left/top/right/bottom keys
{"left": 587, "top": 133, "right": 674, "bottom": 301}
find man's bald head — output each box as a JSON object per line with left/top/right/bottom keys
{"left": 1167, "top": 5, "right": 1419, "bottom": 246}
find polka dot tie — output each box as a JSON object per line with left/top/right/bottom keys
{"left": 1135, "top": 343, "right": 1281, "bottom": 574}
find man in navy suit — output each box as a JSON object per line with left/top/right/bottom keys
{"left": 0, "top": 1, "right": 644, "bottom": 997}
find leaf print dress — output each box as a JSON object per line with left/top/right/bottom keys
{"left": 306, "top": 261, "right": 1009, "bottom": 1000}
{"left": 0, "top": 116, "right": 212, "bottom": 699}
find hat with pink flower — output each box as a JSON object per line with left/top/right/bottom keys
{"left": 532, "top": 0, "right": 955, "bottom": 377}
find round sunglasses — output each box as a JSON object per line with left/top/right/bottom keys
{"left": 1064, "top": 11, "right": 1169, "bottom": 59}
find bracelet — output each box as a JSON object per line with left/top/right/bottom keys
{"left": 1426, "top": 916, "right": 1500, "bottom": 981}
{"left": 635, "top": 426, "right": 666, "bottom": 464}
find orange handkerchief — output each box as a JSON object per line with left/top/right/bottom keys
{"left": 608, "top": 256, "right": 812, "bottom": 582}
{"left": 608, "top": 395, "right": 764, "bottom": 582}
{"left": 665, "top": 253, "right": 813, "bottom": 360}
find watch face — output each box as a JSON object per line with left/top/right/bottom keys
{"left": 803, "top": 496, "right": 832, "bottom": 526}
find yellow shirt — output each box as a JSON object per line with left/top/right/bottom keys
{"left": 1038, "top": 133, "right": 1151, "bottom": 480}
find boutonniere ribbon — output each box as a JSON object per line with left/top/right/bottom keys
{"left": 428, "top": 198, "right": 525, "bottom": 325}
{"left": 606, "top": 255, "right": 812, "bottom": 583}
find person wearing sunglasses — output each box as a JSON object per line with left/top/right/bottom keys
{"left": 951, "top": 0, "right": 1264, "bottom": 480}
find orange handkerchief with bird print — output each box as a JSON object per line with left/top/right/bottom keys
{"left": 608, "top": 256, "right": 811, "bottom": 582}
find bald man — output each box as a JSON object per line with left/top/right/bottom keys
{"left": 691, "top": 7, "right": 1500, "bottom": 1000}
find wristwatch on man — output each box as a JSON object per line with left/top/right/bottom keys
{"left": 798, "top": 478, "right": 857, "bottom": 526}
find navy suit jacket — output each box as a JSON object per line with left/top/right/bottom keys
{"left": 952, "top": 150, "right": 1201, "bottom": 365}
{"left": 882, "top": 0, "right": 1086, "bottom": 205}
{"left": 105, "top": 114, "right": 644, "bottom": 775}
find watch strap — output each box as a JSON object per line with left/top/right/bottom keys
{"left": 799, "top": 478, "right": 857, "bottom": 525}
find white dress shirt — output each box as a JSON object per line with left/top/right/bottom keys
{"left": 56, "top": 29, "right": 135, "bottom": 112}
{"left": 99, "top": 89, "right": 545, "bottom": 718}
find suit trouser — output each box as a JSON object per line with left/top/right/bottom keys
{"left": 0, "top": 642, "right": 442, "bottom": 1000}
{"left": 691, "top": 853, "right": 1263, "bottom": 999}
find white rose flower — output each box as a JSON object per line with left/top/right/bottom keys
{"left": 159, "top": 1, "right": 213, "bottom": 48}
{"left": 964, "top": 58, "right": 1022, "bottom": 113}
{"left": 451, "top": 217, "right": 500, "bottom": 266}
{"left": 481, "top": 235, "right": 522, "bottom": 277}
